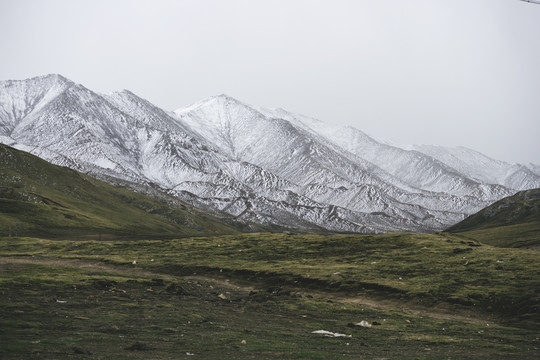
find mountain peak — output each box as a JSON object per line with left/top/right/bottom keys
{"left": 30, "top": 73, "right": 74, "bottom": 87}
{"left": 109, "top": 89, "right": 141, "bottom": 100}
{"left": 40, "top": 73, "right": 69, "bottom": 81}
{"left": 205, "top": 94, "right": 249, "bottom": 108}
{"left": 0, "top": 73, "right": 73, "bottom": 88}
{"left": 174, "top": 93, "right": 253, "bottom": 115}
{"left": 213, "top": 93, "right": 241, "bottom": 101}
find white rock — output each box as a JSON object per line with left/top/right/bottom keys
{"left": 312, "top": 330, "right": 351, "bottom": 338}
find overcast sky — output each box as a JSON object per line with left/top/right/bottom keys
{"left": 1, "top": 0, "right": 539, "bottom": 164}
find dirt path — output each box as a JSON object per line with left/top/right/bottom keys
{"left": 0, "top": 256, "right": 256, "bottom": 293}
{"left": 0, "top": 256, "right": 496, "bottom": 325}
{"left": 0, "top": 256, "right": 177, "bottom": 280}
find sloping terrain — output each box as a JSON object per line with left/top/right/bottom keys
{"left": 0, "top": 143, "right": 245, "bottom": 238}
{"left": 446, "top": 188, "right": 540, "bottom": 248}
{"left": 1, "top": 74, "right": 540, "bottom": 233}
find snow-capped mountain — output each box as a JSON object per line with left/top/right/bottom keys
{"left": 1, "top": 74, "right": 539, "bottom": 233}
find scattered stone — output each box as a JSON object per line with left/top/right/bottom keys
{"left": 56, "top": 300, "right": 67, "bottom": 304}
{"left": 355, "top": 320, "right": 372, "bottom": 328}
{"left": 312, "top": 330, "right": 352, "bottom": 338}
{"left": 218, "top": 293, "right": 227, "bottom": 300}
{"left": 241, "top": 339, "right": 247, "bottom": 345}
{"left": 132, "top": 260, "right": 137, "bottom": 265}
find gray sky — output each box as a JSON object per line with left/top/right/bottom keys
{"left": 1, "top": 0, "right": 539, "bottom": 164}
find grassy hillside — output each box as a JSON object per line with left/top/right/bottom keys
{"left": 0, "top": 144, "right": 243, "bottom": 238}
{"left": 446, "top": 188, "right": 540, "bottom": 248}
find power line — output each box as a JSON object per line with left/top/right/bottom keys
{"left": 520, "top": 0, "right": 540, "bottom": 5}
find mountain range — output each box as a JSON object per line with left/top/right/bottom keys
{"left": 1, "top": 74, "right": 539, "bottom": 233}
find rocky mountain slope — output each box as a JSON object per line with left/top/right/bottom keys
{"left": 410, "top": 144, "right": 540, "bottom": 191}
{"left": 1, "top": 74, "right": 539, "bottom": 233}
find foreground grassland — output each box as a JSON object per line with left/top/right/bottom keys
{"left": 1, "top": 232, "right": 539, "bottom": 359}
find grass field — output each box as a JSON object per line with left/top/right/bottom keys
{"left": 1, "top": 232, "right": 539, "bottom": 359}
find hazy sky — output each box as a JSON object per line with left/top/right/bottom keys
{"left": 1, "top": 0, "right": 539, "bottom": 164}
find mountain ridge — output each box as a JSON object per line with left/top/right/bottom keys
{"left": 1, "top": 74, "right": 539, "bottom": 233}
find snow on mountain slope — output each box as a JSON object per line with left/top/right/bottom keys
{"left": 0, "top": 74, "right": 70, "bottom": 134}
{"left": 1, "top": 75, "right": 144, "bottom": 179}
{"left": 411, "top": 144, "right": 540, "bottom": 190}
{"left": 104, "top": 92, "right": 404, "bottom": 233}
{"left": 259, "top": 107, "right": 512, "bottom": 201}
{"left": 0, "top": 77, "right": 381, "bottom": 232}
{"left": 176, "top": 96, "right": 401, "bottom": 191}
{"left": 526, "top": 163, "right": 540, "bottom": 177}
{"left": 175, "top": 95, "right": 495, "bottom": 225}
{"left": 2, "top": 74, "right": 538, "bottom": 233}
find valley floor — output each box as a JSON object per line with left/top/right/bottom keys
{"left": 1, "top": 233, "right": 539, "bottom": 359}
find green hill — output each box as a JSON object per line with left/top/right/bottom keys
{"left": 0, "top": 144, "right": 244, "bottom": 238}
{"left": 446, "top": 188, "right": 540, "bottom": 248}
